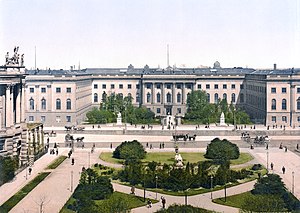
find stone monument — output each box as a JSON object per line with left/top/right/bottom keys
{"left": 220, "top": 112, "right": 226, "bottom": 126}
{"left": 175, "top": 153, "right": 184, "bottom": 168}
{"left": 116, "top": 112, "right": 122, "bottom": 125}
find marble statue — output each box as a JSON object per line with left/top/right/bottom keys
{"left": 220, "top": 112, "right": 226, "bottom": 126}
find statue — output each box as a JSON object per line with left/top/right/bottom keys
{"left": 175, "top": 153, "right": 184, "bottom": 168}
{"left": 4, "top": 46, "right": 24, "bottom": 67}
{"left": 117, "top": 112, "right": 122, "bottom": 125}
{"left": 5, "top": 52, "right": 9, "bottom": 65}
{"left": 220, "top": 112, "right": 226, "bottom": 126}
{"left": 20, "top": 54, "right": 24, "bottom": 66}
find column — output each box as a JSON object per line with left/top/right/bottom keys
{"left": 172, "top": 83, "right": 176, "bottom": 104}
{"left": 151, "top": 83, "right": 155, "bottom": 104}
{"left": 6, "top": 84, "right": 11, "bottom": 127}
{"left": 290, "top": 85, "right": 295, "bottom": 127}
{"left": 161, "top": 83, "right": 165, "bottom": 104}
{"left": 10, "top": 84, "right": 14, "bottom": 126}
{"left": 16, "top": 84, "right": 21, "bottom": 123}
{"left": 182, "top": 83, "right": 186, "bottom": 104}
{"left": 21, "top": 83, "right": 26, "bottom": 122}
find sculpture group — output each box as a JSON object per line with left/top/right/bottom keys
{"left": 5, "top": 46, "right": 24, "bottom": 66}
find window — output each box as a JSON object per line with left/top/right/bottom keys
{"left": 157, "top": 108, "right": 161, "bottom": 114}
{"left": 66, "top": 99, "right": 71, "bottom": 110}
{"left": 240, "top": 93, "right": 244, "bottom": 103}
{"left": 111, "top": 84, "right": 115, "bottom": 89}
{"left": 223, "top": 93, "right": 227, "bottom": 101}
{"left": 0, "top": 139, "right": 5, "bottom": 151}
{"left": 272, "top": 116, "right": 276, "bottom": 122}
{"left": 66, "top": 116, "right": 71, "bottom": 122}
{"left": 56, "top": 99, "right": 61, "bottom": 110}
{"left": 197, "top": 84, "right": 201, "bottom": 89}
{"left": 136, "top": 84, "right": 140, "bottom": 89}
{"left": 177, "top": 108, "right": 181, "bottom": 114}
{"left": 231, "top": 84, "right": 236, "bottom": 89}
{"left": 66, "top": 87, "right": 71, "bottom": 93}
{"left": 94, "top": 93, "right": 98, "bottom": 103}
{"left": 214, "top": 84, "right": 218, "bottom": 89}
{"left": 297, "top": 88, "right": 300, "bottom": 93}
{"left": 240, "top": 84, "right": 244, "bottom": 90}
{"left": 214, "top": 93, "right": 219, "bottom": 103}
{"left": 29, "top": 116, "right": 34, "bottom": 122}
{"left": 128, "top": 84, "right": 132, "bottom": 89}
{"left": 298, "top": 116, "right": 300, "bottom": 122}
{"left": 119, "top": 84, "right": 123, "bottom": 89}
{"left": 156, "top": 93, "right": 161, "bottom": 103}
{"left": 166, "top": 84, "right": 171, "bottom": 89}
{"left": 56, "top": 116, "right": 61, "bottom": 123}
{"left": 271, "top": 87, "right": 276, "bottom": 93}
{"left": 41, "top": 98, "right": 46, "bottom": 110}
{"left": 206, "top": 84, "right": 210, "bottom": 89}
{"left": 41, "top": 116, "right": 46, "bottom": 123}
{"left": 282, "top": 116, "right": 287, "bottom": 122}
{"left": 136, "top": 94, "right": 139, "bottom": 103}
{"left": 94, "top": 84, "right": 98, "bottom": 89}
{"left": 156, "top": 84, "right": 161, "bottom": 89}
{"left": 282, "top": 99, "right": 287, "bottom": 110}
{"left": 271, "top": 99, "right": 276, "bottom": 110}
{"left": 146, "top": 84, "right": 151, "bottom": 89}
{"left": 297, "top": 98, "right": 300, "bottom": 110}
{"left": 176, "top": 84, "right": 181, "bottom": 89}
{"left": 223, "top": 84, "right": 227, "bottom": 89}
{"left": 177, "top": 93, "right": 181, "bottom": 103}
{"left": 102, "top": 84, "right": 106, "bottom": 89}
{"left": 29, "top": 98, "right": 34, "bottom": 110}
{"left": 146, "top": 92, "right": 151, "bottom": 103}
{"left": 186, "top": 84, "right": 192, "bottom": 89}
{"left": 30, "top": 88, "right": 34, "bottom": 93}
{"left": 282, "top": 88, "right": 287, "bottom": 93}
{"left": 41, "top": 88, "right": 46, "bottom": 93}
{"left": 56, "top": 87, "right": 61, "bottom": 93}
{"left": 231, "top": 93, "right": 236, "bottom": 103}
{"left": 166, "top": 93, "right": 171, "bottom": 103}
{"left": 207, "top": 93, "right": 210, "bottom": 103}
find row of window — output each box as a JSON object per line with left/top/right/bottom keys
{"left": 271, "top": 98, "right": 300, "bottom": 110}
{"left": 270, "top": 116, "right": 300, "bottom": 123}
{"left": 29, "top": 87, "right": 72, "bottom": 93}
{"left": 156, "top": 108, "right": 182, "bottom": 114}
{"left": 94, "top": 84, "right": 136, "bottom": 90}
{"left": 29, "top": 115, "right": 72, "bottom": 122}
{"left": 271, "top": 87, "right": 300, "bottom": 94}
{"left": 29, "top": 98, "right": 72, "bottom": 110}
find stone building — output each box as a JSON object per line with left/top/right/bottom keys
{"left": 25, "top": 63, "right": 300, "bottom": 128}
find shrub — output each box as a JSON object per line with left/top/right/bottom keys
{"left": 204, "top": 138, "right": 240, "bottom": 161}
{"left": 113, "top": 140, "right": 146, "bottom": 160}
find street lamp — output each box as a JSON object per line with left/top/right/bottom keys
{"left": 155, "top": 175, "right": 158, "bottom": 199}
{"left": 266, "top": 151, "right": 269, "bottom": 173}
{"left": 292, "top": 171, "right": 295, "bottom": 194}
{"left": 70, "top": 170, "right": 74, "bottom": 192}
{"left": 143, "top": 172, "right": 146, "bottom": 202}
{"left": 210, "top": 176, "right": 213, "bottom": 199}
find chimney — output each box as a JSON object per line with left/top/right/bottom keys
{"left": 273, "top": 64, "right": 277, "bottom": 70}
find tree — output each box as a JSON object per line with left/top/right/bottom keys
{"left": 241, "top": 194, "right": 285, "bottom": 212}
{"left": 113, "top": 140, "right": 146, "bottom": 160}
{"left": 0, "top": 156, "right": 18, "bottom": 185}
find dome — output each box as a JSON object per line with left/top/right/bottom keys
{"left": 213, "top": 61, "right": 221, "bottom": 69}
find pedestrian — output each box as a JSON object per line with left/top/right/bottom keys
{"left": 92, "top": 125, "right": 94, "bottom": 129}
{"left": 250, "top": 144, "right": 254, "bottom": 149}
{"left": 285, "top": 146, "right": 288, "bottom": 152}
{"left": 28, "top": 167, "right": 32, "bottom": 175}
{"left": 56, "top": 148, "right": 58, "bottom": 155}
{"left": 131, "top": 186, "right": 135, "bottom": 195}
{"left": 270, "top": 162, "right": 274, "bottom": 170}
{"left": 282, "top": 166, "right": 285, "bottom": 174}
{"left": 54, "top": 142, "right": 57, "bottom": 148}
{"left": 110, "top": 143, "right": 113, "bottom": 149}
{"left": 266, "top": 144, "right": 268, "bottom": 150}
{"left": 297, "top": 144, "right": 299, "bottom": 150}
{"left": 279, "top": 143, "right": 283, "bottom": 149}
{"left": 71, "top": 158, "right": 75, "bottom": 165}
{"left": 160, "top": 143, "right": 162, "bottom": 149}
{"left": 150, "top": 144, "right": 153, "bottom": 149}
{"left": 47, "top": 137, "right": 49, "bottom": 144}
{"left": 68, "top": 151, "right": 71, "bottom": 158}
{"left": 147, "top": 199, "right": 152, "bottom": 208}
{"left": 161, "top": 196, "right": 166, "bottom": 209}
{"left": 162, "top": 142, "right": 165, "bottom": 149}
{"left": 146, "top": 142, "right": 149, "bottom": 148}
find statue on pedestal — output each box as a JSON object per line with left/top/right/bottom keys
{"left": 220, "top": 112, "right": 226, "bottom": 126}
{"left": 116, "top": 112, "right": 122, "bottom": 125}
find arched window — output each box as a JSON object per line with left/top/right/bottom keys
{"left": 240, "top": 93, "right": 244, "bottom": 103}
{"left": 118, "top": 93, "right": 123, "bottom": 99}
{"left": 41, "top": 98, "right": 46, "bottom": 110}
{"left": 177, "top": 93, "right": 181, "bottom": 103}
{"left": 66, "top": 99, "right": 71, "bottom": 110}
{"left": 29, "top": 98, "right": 34, "bottom": 110}
{"left": 282, "top": 99, "right": 287, "bottom": 110}
{"left": 297, "top": 98, "right": 300, "bottom": 110}
{"left": 166, "top": 93, "right": 171, "bottom": 103}
{"left": 157, "top": 93, "right": 161, "bottom": 103}
{"left": 102, "top": 92, "right": 107, "bottom": 102}
{"left": 56, "top": 99, "right": 61, "bottom": 110}
{"left": 146, "top": 92, "right": 151, "bottom": 103}
{"left": 214, "top": 93, "right": 219, "bottom": 104}
{"left": 207, "top": 93, "right": 210, "bottom": 103}
{"left": 271, "top": 99, "right": 276, "bottom": 110}
{"left": 94, "top": 93, "right": 98, "bottom": 103}
{"left": 231, "top": 93, "right": 236, "bottom": 103}
{"left": 223, "top": 93, "right": 227, "bottom": 101}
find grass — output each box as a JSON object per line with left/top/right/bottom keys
{"left": 0, "top": 172, "right": 50, "bottom": 212}
{"left": 213, "top": 191, "right": 253, "bottom": 208}
{"left": 60, "top": 191, "right": 158, "bottom": 213}
{"left": 100, "top": 152, "right": 253, "bottom": 166}
{"left": 46, "top": 156, "right": 67, "bottom": 169}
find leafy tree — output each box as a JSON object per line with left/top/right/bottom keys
{"left": 0, "top": 156, "right": 18, "bottom": 185}
{"left": 241, "top": 194, "right": 286, "bottom": 212}
{"left": 113, "top": 140, "right": 146, "bottom": 160}
{"left": 204, "top": 138, "right": 240, "bottom": 161}
{"left": 157, "top": 204, "right": 213, "bottom": 213}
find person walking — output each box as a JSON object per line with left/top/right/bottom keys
{"left": 270, "top": 162, "right": 274, "bottom": 170}
{"left": 282, "top": 166, "right": 285, "bottom": 174}
{"left": 161, "top": 196, "right": 166, "bottom": 209}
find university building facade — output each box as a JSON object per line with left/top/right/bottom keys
{"left": 24, "top": 62, "right": 300, "bottom": 128}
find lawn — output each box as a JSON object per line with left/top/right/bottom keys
{"left": 213, "top": 191, "right": 253, "bottom": 208}
{"left": 100, "top": 152, "right": 253, "bottom": 166}
{"left": 46, "top": 156, "right": 67, "bottom": 169}
{"left": 0, "top": 172, "right": 51, "bottom": 212}
{"left": 60, "top": 191, "right": 158, "bottom": 213}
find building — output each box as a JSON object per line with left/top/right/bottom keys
{"left": 25, "top": 63, "right": 300, "bottom": 128}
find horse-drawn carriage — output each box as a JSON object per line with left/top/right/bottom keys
{"left": 173, "top": 133, "right": 196, "bottom": 141}
{"left": 65, "top": 125, "right": 85, "bottom": 131}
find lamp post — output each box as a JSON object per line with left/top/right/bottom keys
{"left": 210, "top": 176, "right": 213, "bottom": 199}
{"left": 143, "top": 172, "right": 146, "bottom": 202}
{"left": 292, "top": 171, "right": 295, "bottom": 194}
{"left": 266, "top": 151, "right": 269, "bottom": 173}
{"left": 70, "top": 170, "right": 74, "bottom": 192}
{"left": 224, "top": 174, "right": 227, "bottom": 202}
{"left": 155, "top": 175, "right": 158, "bottom": 199}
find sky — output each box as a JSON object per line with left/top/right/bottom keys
{"left": 0, "top": 0, "right": 300, "bottom": 70}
